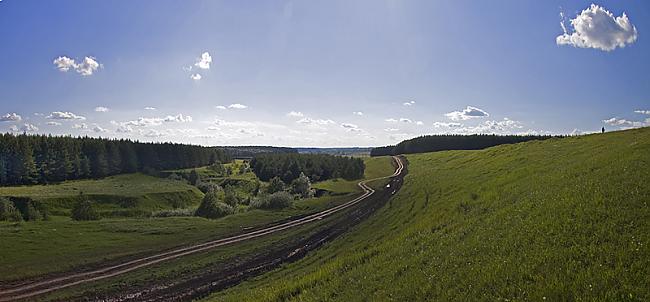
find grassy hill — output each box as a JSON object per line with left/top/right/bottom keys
{"left": 0, "top": 173, "right": 204, "bottom": 217}
{"left": 208, "top": 127, "right": 650, "bottom": 301}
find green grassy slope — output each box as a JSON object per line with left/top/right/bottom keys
{"left": 209, "top": 127, "right": 650, "bottom": 301}
{"left": 0, "top": 173, "right": 203, "bottom": 216}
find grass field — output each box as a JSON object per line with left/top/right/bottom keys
{"left": 0, "top": 156, "right": 396, "bottom": 282}
{"left": 207, "top": 127, "right": 650, "bottom": 301}
{"left": 0, "top": 173, "right": 204, "bottom": 216}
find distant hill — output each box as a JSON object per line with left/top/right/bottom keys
{"left": 371, "top": 134, "right": 557, "bottom": 156}
{"left": 218, "top": 146, "right": 297, "bottom": 159}
{"left": 296, "top": 147, "right": 371, "bottom": 157}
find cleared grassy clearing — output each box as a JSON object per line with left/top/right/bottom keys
{"left": 207, "top": 128, "right": 650, "bottom": 301}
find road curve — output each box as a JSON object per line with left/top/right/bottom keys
{"left": 0, "top": 156, "right": 404, "bottom": 302}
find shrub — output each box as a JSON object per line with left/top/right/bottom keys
{"left": 223, "top": 185, "right": 239, "bottom": 207}
{"left": 291, "top": 172, "right": 313, "bottom": 198}
{"left": 266, "top": 177, "right": 286, "bottom": 194}
{"left": 196, "top": 180, "right": 221, "bottom": 194}
{"left": 250, "top": 191, "right": 293, "bottom": 210}
{"left": 188, "top": 169, "right": 200, "bottom": 185}
{"left": 0, "top": 197, "right": 22, "bottom": 222}
{"left": 167, "top": 173, "right": 185, "bottom": 181}
{"left": 71, "top": 198, "right": 101, "bottom": 221}
{"left": 195, "top": 192, "right": 234, "bottom": 219}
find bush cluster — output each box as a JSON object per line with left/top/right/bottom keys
{"left": 250, "top": 191, "right": 293, "bottom": 210}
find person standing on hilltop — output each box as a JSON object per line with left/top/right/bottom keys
{"left": 602, "top": 127, "right": 605, "bottom": 133}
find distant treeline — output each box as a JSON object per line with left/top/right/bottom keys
{"left": 371, "top": 134, "right": 558, "bottom": 156}
{"left": 250, "top": 153, "right": 365, "bottom": 183}
{"left": 0, "top": 133, "right": 230, "bottom": 186}
{"left": 220, "top": 146, "right": 297, "bottom": 158}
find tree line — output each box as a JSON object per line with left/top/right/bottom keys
{"left": 250, "top": 153, "right": 365, "bottom": 183}
{"left": 0, "top": 133, "right": 230, "bottom": 186}
{"left": 371, "top": 134, "right": 559, "bottom": 156}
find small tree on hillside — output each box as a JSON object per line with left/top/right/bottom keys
{"left": 188, "top": 169, "right": 200, "bottom": 185}
{"left": 291, "top": 172, "right": 313, "bottom": 198}
{"left": 223, "top": 185, "right": 239, "bottom": 207}
{"left": 266, "top": 176, "right": 286, "bottom": 194}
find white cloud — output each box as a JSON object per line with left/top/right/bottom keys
{"left": 115, "top": 114, "right": 192, "bottom": 128}
{"left": 195, "top": 52, "right": 212, "bottom": 70}
{"left": 92, "top": 125, "right": 109, "bottom": 133}
{"left": 47, "top": 121, "right": 62, "bottom": 126}
{"left": 297, "top": 117, "right": 335, "bottom": 126}
{"left": 190, "top": 73, "right": 202, "bottom": 80}
{"left": 341, "top": 123, "right": 358, "bottom": 129}
{"left": 53, "top": 56, "right": 76, "bottom": 72}
{"left": 164, "top": 114, "right": 193, "bottom": 123}
{"left": 556, "top": 4, "right": 638, "bottom": 52}
{"left": 415, "top": 121, "right": 424, "bottom": 126}
{"left": 144, "top": 107, "right": 157, "bottom": 110}
{"left": 228, "top": 103, "right": 248, "bottom": 109}
{"left": 433, "top": 121, "right": 462, "bottom": 128}
{"left": 216, "top": 105, "right": 227, "bottom": 110}
{"left": 95, "top": 106, "right": 109, "bottom": 112}
{"left": 385, "top": 118, "right": 398, "bottom": 122}
{"left": 20, "top": 123, "right": 39, "bottom": 132}
{"left": 634, "top": 110, "right": 650, "bottom": 115}
{"left": 72, "top": 123, "right": 88, "bottom": 129}
{"left": 384, "top": 128, "right": 399, "bottom": 132}
{"left": 287, "top": 111, "right": 304, "bottom": 117}
{"left": 445, "top": 106, "right": 489, "bottom": 121}
{"left": 47, "top": 111, "right": 86, "bottom": 120}
{"left": 0, "top": 113, "right": 21, "bottom": 122}
{"left": 53, "top": 56, "right": 102, "bottom": 76}
{"left": 399, "top": 118, "right": 412, "bottom": 123}
{"left": 353, "top": 111, "right": 364, "bottom": 116}
{"left": 403, "top": 100, "right": 416, "bottom": 106}
{"left": 603, "top": 117, "right": 648, "bottom": 129}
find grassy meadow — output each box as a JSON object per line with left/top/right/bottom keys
{"left": 0, "top": 156, "right": 395, "bottom": 282}
{"left": 207, "top": 127, "right": 650, "bottom": 301}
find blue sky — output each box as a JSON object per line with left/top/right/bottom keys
{"left": 1, "top": 0, "right": 649, "bottom": 147}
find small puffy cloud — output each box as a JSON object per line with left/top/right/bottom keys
{"left": 400, "top": 118, "right": 412, "bottom": 123}
{"left": 385, "top": 118, "right": 398, "bottom": 122}
{"left": 228, "top": 103, "right": 248, "bottom": 109}
{"left": 72, "top": 123, "right": 88, "bottom": 129}
{"left": 556, "top": 4, "right": 638, "bottom": 52}
{"left": 384, "top": 128, "right": 399, "bottom": 132}
{"left": 0, "top": 113, "right": 21, "bottom": 122}
{"left": 92, "top": 125, "right": 109, "bottom": 133}
{"left": 287, "top": 111, "right": 304, "bottom": 117}
{"left": 415, "top": 121, "right": 424, "bottom": 126}
{"left": 297, "top": 117, "right": 335, "bottom": 125}
{"left": 116, "top": 125, "right": 134, "bottom": 133}
{"left": 144, "top": 107, "right": 156, "bottom": 110}
{"left": 445, "top": 106, "right": 489, "bottom": 121}
{"left": 20, "top": 123, "right": 39, "bottom": 132}
{"left": 216, "top": 105, "right": 227, "bottom": 110}
{"left": 164, "top": 114, "right": 193, "bottom": 123}
{"left": 53, "top": 56, "right": 102, "bottom": 76}
{"left": 47, "top": 111, "right": 86, "bottom": 120}
{"left": 341, "top": 123, "right": 358, "bottom": 129}
{"left": 403, "top": 100, "right": 416, "bottom": 106}
{"left": 47, "top": 121, "right": 62, "bottom": 126}
{"left": 634, "top": 110, "right": 650, "bottom": 115}
{"left": 353, "top": 111, "right": 363, "bottom": 116}
{"left": 195, "top": 52, "right": 212, "bottom": 70}
{"left": 433, "top": 121, "right": 462, "bottom": 128}
{"left": 95, "top": 106, "right": 109, "bottom": 112}
{"left": 190, "top": 73, "right": 202, "bottom": 80}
